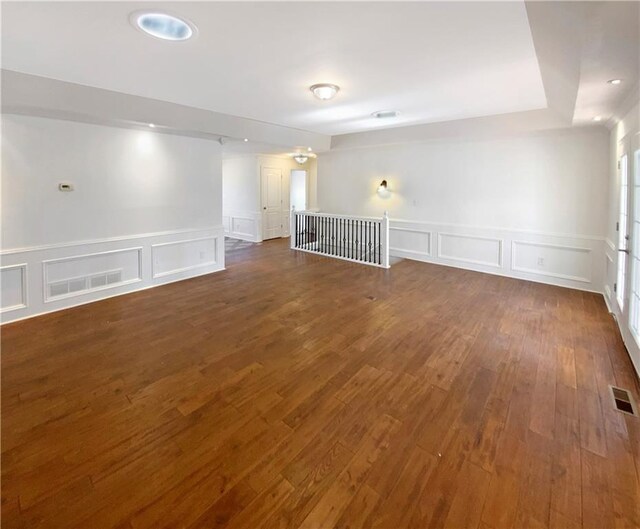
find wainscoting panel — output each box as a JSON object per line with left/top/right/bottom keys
{"left": 152, "top": 237, "right": 218, "bottom": 279}
{"left": 1, "top": 264, "right": 27, "bottom": 313}
{"left": 438, "top": 233, "right": 502, "bottom": 268}
{"left": 389, "top": 227, "right": 432, "bottom": 259}
{"left": 43, "top": 247, "right": 142, "bottom": 302}
{"left": 389, "top": 219, "right": 605, "bottom": 293}
{"left": 223, "top": 211, "right": 262, "bottom": 242}
{"left": 1, "top": 226, "right": 225, "bottom": 324}
{"left": 511, "top": 241, "right": 591, "bottom": 283}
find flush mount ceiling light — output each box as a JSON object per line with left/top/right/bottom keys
{"left": 293, "top": 154, "right": 309, "bottom": 164}
{"left": 593, "top": 116, "right": 603, "bottom": 122}
{"left": 310, "top": 84, "right": 340, "bottom": 101}
{"left": 608, "top": 79, "right": 622, "bottom": 85}
{"left": 131, "top": 11, "right": 196, "bottom": 41}
{"left": 372, "top": 110, "right": 400, "bottom": 119}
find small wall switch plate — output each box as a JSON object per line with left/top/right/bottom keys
{"left": 58, "top": 183, "right": 74, "bottom": 192}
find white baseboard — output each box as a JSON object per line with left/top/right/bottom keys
{"left": 1, "top": 226, "right": 225, "bottom": 324}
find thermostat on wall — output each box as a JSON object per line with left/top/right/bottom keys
{"left": 58, "top": 183, "right": 74, "bottom": 192}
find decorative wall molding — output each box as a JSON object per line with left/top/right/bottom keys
{"left": 511, "top": 240, "right": 591, "bottom": 283}
{"left": 605, "top": 238, "right": 616, "bottom": 252}
{"left": 151, "top": 236, "right": 218, "bottom": 279}
{"left": 0, "top": 263, "right": 28, "bottom": 313}
{"left": 223, "top": 211, "right": 262, "bottom": 242}
{"left": 42, "top": 247, "right": 143, "bottom": 303}
{"left": 389, "top": 226, "right": 432, "bottom": 259}
{"left": 1, "top": 226, "right": 225, "bottom": 325}
{"left": 388, "top": 218, "right": 605, "bottom": 293}
{"left": 391, "top": 217, "right": 606, "bottom": 242}
{"left": 437, "top": 232, "right": 503, "bottom": 268}
{"left": 0, "top": 226, "right": 221, "bottom": 256}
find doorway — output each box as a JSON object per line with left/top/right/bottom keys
{"left": 290, "top": 169, "right": 307, "bottom": 211}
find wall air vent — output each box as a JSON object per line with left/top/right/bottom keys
{"left": 609, "top": 385, "right": 638, "bottom": 416}
{"left": 48, "top": 269, "right": 123, "bottom": 300}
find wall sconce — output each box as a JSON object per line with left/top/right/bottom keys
{"left": 377, "top": 179, "right": 391, "bottom": 198}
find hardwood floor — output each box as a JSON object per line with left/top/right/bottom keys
{"left": 2, "top": 238, "right": 640, "bottom": 529}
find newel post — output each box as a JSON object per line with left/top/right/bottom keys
{"left": 382, "top": 211, "right": 390, "bottom": 268}
{"left": 290, "top": 206, "right": 296, "bottom": 249}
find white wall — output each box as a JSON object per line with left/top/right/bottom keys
{"left": 1, "top": 114, "right": 225, "bottom": 323}
{"left": 318, "top": 127, "right": 610, "bottom": 292}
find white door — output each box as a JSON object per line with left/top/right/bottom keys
{"left": 261, "top": 166, "right": 283, "bottom": 240}
{"left": 616, "top": 151, "right": 630, "bottom": 312}
{"left": 619, "top": 137, "right": 640, "bottom": 374}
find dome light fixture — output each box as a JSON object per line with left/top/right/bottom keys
{"left": 131, "top": 11, "right": 196, "bottom": 41}
{"left": 372, "top": 110, "right": 400, "bottom": 119}
{"left": 293, "top": 154, "right": 309, "bottom": 164}
{"left": 310, "top": 83, "right": 340, "bottom": 101}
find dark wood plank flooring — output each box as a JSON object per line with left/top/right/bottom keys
{"left": 2, "top": 238, "right": 640, "bottom": 528}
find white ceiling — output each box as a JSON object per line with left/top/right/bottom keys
{"left": 1, "top": 1, "right": 548, "bottom": 136}
{"left": 572, "top": 1, "right": 640, "bottom": 125}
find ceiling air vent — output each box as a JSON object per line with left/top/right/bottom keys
{"left": 609, "top": 385, "right": 638, "bottom": 416}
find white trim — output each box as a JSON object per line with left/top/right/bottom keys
{"left": 0, "top": 263, "right": 28, "bottom": 313}
{"left": 42, "top": 247, "right": 143, "bottom": 303}
{"left": 390, "top": 247, "right": 432, "bottom": 260}
{"left": 151, "top": 236, "right": 219, "bottom": 279}
{"left": 0, "top": 226, "right": 221, "bottom": 256}
{"left": 292, "top": 244, "right": 388, "bottom": 269}
{"left": 604, "top": 285, "right": 613, "bottom": 312}
{"left": 390, "top": 217, "right": 605, "bottom": 242}
{"left": 2, "top": 265, "right": 226, "bottom": 326}
{"left": 605, "top": 238, "right": 616, "bottom": 252}
{"left": 437, "top": 232, "right": 503, "bottom": 268}
{"left": 297, "top": 210, "right": 383, "bottom": 221}
{"left": 389, "top": 226, "right": 433, "bottom": 258}
{"left": 510, "top": 240, "right": 592, "bottom": 283}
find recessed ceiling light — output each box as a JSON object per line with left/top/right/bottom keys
{"left": 149, "top": 123, "right": 155, "bottom": 128}
{"left": 372, "top": 110, "right": 400, "bottom": 119}
{"left": 244, "top": 138, "right": 249, "bottom": 142}
{"left": 310, "top": 84, "right": 340, "bottom": 101}
{"left": 307, "top": 147, "right": 312, "bottom": 152}
{"left": 608, "top": 79, "right": 622, "bottom": 85}
{"left": 131, "top": 11, "right": 196, "bottom": 41}
{"left": 593, "top": 116, "right": 603, "bottom": 122}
